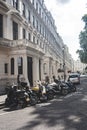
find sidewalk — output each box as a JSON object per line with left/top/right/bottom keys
{"left": 0, "top": 94, "right": 7, "bottom": 106}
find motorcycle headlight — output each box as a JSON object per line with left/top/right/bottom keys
{"left": 26, "top": 97, "right": 30, "bottom": 101}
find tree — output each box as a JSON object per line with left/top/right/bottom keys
{"left": 77, "top": 14, "right": 87, "bottom": 63}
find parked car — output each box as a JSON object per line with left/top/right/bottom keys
{"left": 68, "top": 73, "right": 80, "bottom": 84}
{"left": 80, "top": 74, "right": 87, "bottom": 78}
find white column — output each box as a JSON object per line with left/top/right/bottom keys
{"left": 40, "top": 59, "right": 44, "bottom": 81}
{"left": 3, "top": 15, "right": 7, "bottom": 39}
{"left": 49, "top": 59, "right": 53, "bottom": 82}
{"left": 19, "top": 0, "right": 22, "bottom": 15}
{"left": 3, "top": 15, "right": 12, "bottom": 39}
{"left": 54, "top": 61, "right": 57, "bottom": 78}
{"left": 31, "top": 31, "right": 33, "bottom": 42}
{"left": 19, "top": 24, "right": 23, "bottom": 39}
{"left": 15, "top": 56, "right": 18, "bottom": 76}
{"left": 23, "top": 55, "right": 30, "bottom": 86}
{"left": 33, "top": 57, "right": 39, "bottom": 83}
{"left": 8, "top": 15, "right": 12, "bottom": 39}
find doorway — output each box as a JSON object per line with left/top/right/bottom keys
{"left": 39, "top": 59, "right": 41, "bottom": 81}
{"left": 27, "top": 57, "right": 33, "bottom": 86}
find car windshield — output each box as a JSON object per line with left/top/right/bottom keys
{"left": 69, "top": 75, "right": 78, "bottom": 78}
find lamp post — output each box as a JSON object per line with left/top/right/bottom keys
{"left": 62, "top": 46, "right": 66, "bottom": 82}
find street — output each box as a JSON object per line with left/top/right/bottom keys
{"left": 0, "top": 78, "right": 87, "bottom": 130}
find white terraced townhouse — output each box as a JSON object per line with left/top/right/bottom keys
{"left": 0, "top": 0, "right": 73, "bottom": 94}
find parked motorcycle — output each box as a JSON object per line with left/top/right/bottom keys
{"left": 31, "top": 83, "right": 54, "bottom": 102}
{"left": 31, "top": 85, "right": 47, "bottom": 102}
{"left": 5, "top": 85, "right": 18, "bottom": 108}
{"left": 19, "top": 81, "right": 38, "bottom": 106}
{"left": 5, "top": 83, "right": 37, "bottom": 109}
{"left": 25, "top": 86, "right": 38, "bottom": 106}
{"left": 64, "top": 81, "right": 76, "bottom": 93}
{"left": 49, "top": 81, "right": 69, "bottom": 96}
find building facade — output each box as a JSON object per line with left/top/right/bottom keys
{"left": 74, "top": 59, "right": 87, "bottom": 74}
{"left": 0, "top": 0, "right": 73, "bottom": 93}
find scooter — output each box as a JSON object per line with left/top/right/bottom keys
{"left": 31, "top": 85, "right": 47, "bottom": 102}
{"left": 49, "top": 81, "right": 69, "bottom": 96}
{"left": 31, "top": 83, "right": 54, "bottom": 102}
{"left": 5, "top": 84, "right": 37, "bottom": 109}
{"left": 64, "top": 80, "right": 76, "bottom": 93}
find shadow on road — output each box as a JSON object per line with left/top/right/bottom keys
{"left": 16, "top": 80, "right": 87, "bottom": 130}
{"left": 2, "top": 79, "right": 87, "bottom": 130}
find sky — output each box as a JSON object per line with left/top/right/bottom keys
{"left": 44, "top": 0, "right": 87, "bottom": 60}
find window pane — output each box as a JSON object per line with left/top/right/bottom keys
{"left": 13, "top": 21, "right": 18, "bottom": 40}
{"left": 28, "top": 33, "right": 31, "bottom": 40}
{"left": 23, "top": 28, "right": 26, "bottom": 39}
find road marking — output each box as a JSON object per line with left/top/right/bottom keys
{"left": 36, "top": 102, "right": 51, "bottom": 107}
{"left": 64, "top": 93, "right": 75, "bottom": 98}
{"left": 0, "top": 109, "right": 22, "bottom": 116}
{"left": 64, "top": 91, "right": 83, "bottom": 99}
{"left": 77, "top": 88, "right": 83, "bottom": 90}
{"left": 0, "top": 112, "right": 12, "bottom": 116}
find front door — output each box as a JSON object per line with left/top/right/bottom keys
{"left": 27, "top": 57, "right": 33, "bottom": 86}
{"left": 39, "top": 59, "right": 41, "bottom": 81}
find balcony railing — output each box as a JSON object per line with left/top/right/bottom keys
{"left": 0, "top": 38, "right": 45, "bottom": 54}
{"left": 0, "top": 38, "right": 11, "bottom": 47}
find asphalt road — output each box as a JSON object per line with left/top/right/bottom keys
{"left": 0, "top": 78, "right": 87, "bottom": 130}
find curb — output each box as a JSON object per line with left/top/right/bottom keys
{"left": 0, "top": 102, "right": 5, "bottom": 109}
{"left": 0, "top": 102, "right": 5, "bottom": 106}
{"left": 0, "top": 95, "right": 6, "bottom": 108}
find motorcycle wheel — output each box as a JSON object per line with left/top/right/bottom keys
{"left": 5, "top": 98, "right": 13, "bottom": 107}
{"left": 5, "top": 98, "right": 10, "bottom": 107}
{"left": 47, "top": 91, "right": 54, "bottom": 100}
{"left": 18, "top": 100, "right": 27, "bottom": 108}
{"left": 30, "top": 96, "right": 38, "bottom": 106}
{"left": 72, "top": 86, "right": 76, "bottom": 92}
{"left": 61, "top": 89, "right": 68, "bottom": 96}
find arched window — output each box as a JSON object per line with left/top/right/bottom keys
{"left": 18, "top": 57, "right": 23, "bottom": 74}
{"left": 11, "top": 58, "right": 14, "bottom": 75}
